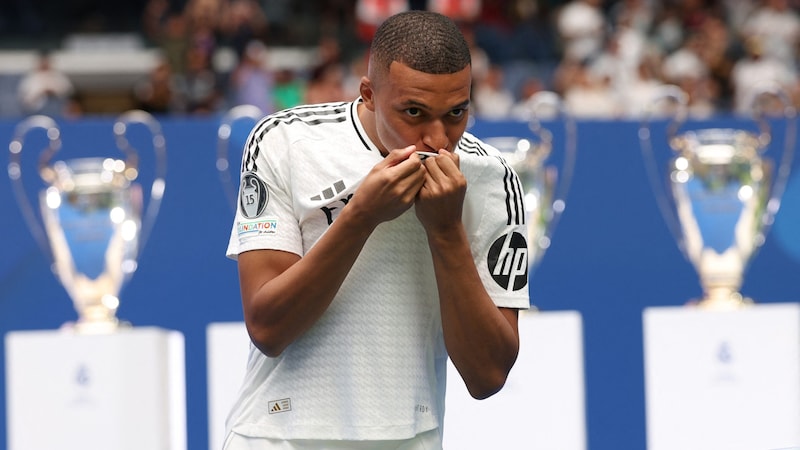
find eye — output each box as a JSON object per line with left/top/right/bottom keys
{"left": 450, "top": 108, "right": 466, "bottom": 117}
{"left": 405, "top": 107, "right": 422, "bottom": 117}
{"left": 449, "top": 107, "right": 467, "bottom": 118}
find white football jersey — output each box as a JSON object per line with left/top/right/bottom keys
{"left": 225, "top": 99, "right": 530, "bottom": 441}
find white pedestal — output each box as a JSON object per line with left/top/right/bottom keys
{"left": 643, "top": 303, "right": 800, "bottom": 450}
{"left": 206, "top": 322, "right": 251, "bottom": 450}
{"left": 5, "top": 327, "right": 187, "bottom": 450}
{"left": 443, "top": 310, "right": 587, "bottom": 450}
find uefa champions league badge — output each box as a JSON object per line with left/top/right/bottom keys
{"left": 240, "top": 171, "right": 269, "bottom": 218}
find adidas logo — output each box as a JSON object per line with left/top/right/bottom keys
{"left": 310, "top": 180, "right": 346, "bottom": 201}
{"left": 268, "top": 398, "right": 292, "bottom": 414}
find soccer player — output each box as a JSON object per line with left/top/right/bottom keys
{"left": 224, "top": 10, "right": 530, "bottom": 449}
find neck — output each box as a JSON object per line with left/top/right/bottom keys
{"left": 356, "top": 101, "right": 388, "bottom": 156}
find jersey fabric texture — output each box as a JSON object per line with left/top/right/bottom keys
{"left": 225, "top": 99, "right": 530, "bottom": 441}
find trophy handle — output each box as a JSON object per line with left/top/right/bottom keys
{"left": 639, "top": 85, "right": 691, "bottom": 251}
{"left": 526, "top": 91, "right": 577, "bottom": 240}
{"left": 746, "top": 82, "right": 797, "bottom": 224}
{"left": 113, "top": 110, "right": 167, "bottom": 249}
{"left": 7, "top": 115, "right": 62, "bottom": 258}
{"left": 217, "top": 104, "right": 265, "bottom": 211}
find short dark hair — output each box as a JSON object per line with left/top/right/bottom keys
{"left": 369, "top": 10, "right": 471, "bottom": 76}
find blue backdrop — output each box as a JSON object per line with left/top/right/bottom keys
{"left": 2, "top": 114, "right": 800, "bottom": 450}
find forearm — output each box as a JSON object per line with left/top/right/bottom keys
{"left": 427, "top": 225, "right": 520, "bottom": 399}
{"left": 242, "top": 207, "right": 376, "bottom": 356}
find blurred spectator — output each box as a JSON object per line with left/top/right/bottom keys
{"left": 316, "top": 35, "right": 345, "bottom": 69}
{"left": 472, "top": 64, "right": 515, "bottom": 119}
{"left": 721, "top": 0, "right": 757, "bottom": 31}
{"left": 462, "top": 25, "right": 490, "bottom": 87}
{"left": 133, "top": 57, "right": 181, "bottom": 114}
{"left": 428, "top": 0, "right": 482, "bottom": 24}
{"left": 562, "top": 61, "right": 621, "bottom": 119}
{"left": 677, "top": 0, "right": 723, "bottom": 33}
{"left": 619, "top": 58, "right": 668, "bottom": 119}
{"left": 556, "top": 0, "right": 606, "bottom": 62}
{"left": 355, "top": 0, "right": 409, "bottom": 43}
{"left": 588, "top": 25, "right": 645, "bottom": 106}
{"left": 608, "top": 0, "right": 656, "bottom": 35}
{"left": 272, "top": 68, "right": 305, "bottom": 111}
{"left": 227, "top": 39, "right": 274, "bottom": 113}
{"left": 142, "top": 1, "right": 191, "bottom": 76}
{"left": 739, "top": 0, "right": 800, "bottom": 65}
{"left": 342, "top": 49, "right": 370, "bottom": 100}
{"left": 662, "top": 32, "right": 709, "bottom": 84}
{"left": 730, "top": 34, "right": 799, "bottom": 114}
{"left": 175, "top": 45, "right": 223, "bottom": 114}
{"left": 661, "top": 32, "right": 720, "bottom": 117}
{"left": 17, "top": 51, "right": 76, "bottom": 116}
{"left": 650, "top": 3, "right": 686, "bottom": 54}
{"left": 510, "top": 77, "right": 557, "bottom": 121}
{"left": 695, "top": 14, "right": 735, "bottom": 110}
{"left": 304, "top": 61, "right": 347, "bottom": 104}
{"left": 219, "top": 0, "right": 269, "bottom": 58}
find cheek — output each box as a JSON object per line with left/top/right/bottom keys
{"left": 377, "top": 116, "right": 415, "bottom": 148}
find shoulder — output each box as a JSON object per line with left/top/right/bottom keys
{"left": 455, "top": 131, "right": 510, "bottom": 174}
{"left": 249, "top": 101, "right": 353, "bottom": 142}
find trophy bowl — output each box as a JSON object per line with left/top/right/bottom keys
{"left": 640, "top": 84, "right": 796, "bottom": 310}
{"left": 7, "top": 111, "right": 167, "bottom": 333}
{"left": 481, "top": 91, "right": 577, "bottom": 281}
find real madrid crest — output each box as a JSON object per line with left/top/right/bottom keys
{"left": 240, "top": 172, "right": 269, "bottom": 218}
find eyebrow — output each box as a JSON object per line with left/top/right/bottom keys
{"left": 401, "top": 99, "right": 470, "bottom": 110}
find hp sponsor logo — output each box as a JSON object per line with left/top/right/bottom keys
{"left": 488, "top": 232, "right": 528, "bottom": 291}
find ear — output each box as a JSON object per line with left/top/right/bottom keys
{"left": 359, "top": 76, "right": 376, "bottom": 111}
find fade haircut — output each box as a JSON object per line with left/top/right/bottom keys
{"left": 369, "top": 10, "right": 471, "bottom": 77}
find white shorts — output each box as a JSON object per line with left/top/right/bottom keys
{"left": 222, "top": 428, "right": 442, "bottom": 450}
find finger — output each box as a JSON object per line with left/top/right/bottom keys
{"left": 384, "top": 145, "right": 417, "bottom": 167}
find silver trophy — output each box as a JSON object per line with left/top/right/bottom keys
{"left": 483, "top": 91, "right": 577, "bottom": 272}
{"left": 640, "top": 84, "right": 796, "bottom": 310}
{"left": 7, "top": 111, "right": 167, "bottom": 333}
{"left": 216, "top": 104, "right": 264, "bottom": 211}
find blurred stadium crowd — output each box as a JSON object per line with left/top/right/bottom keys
{"left": 2, "top": 0, "right": 800, "bottom": 120}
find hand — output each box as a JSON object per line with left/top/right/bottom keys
{"left": 348, "top": 145, "right": 427, "bottom": 228}
{"left": 415, "top": 149, "right": 466, "bottom": 235}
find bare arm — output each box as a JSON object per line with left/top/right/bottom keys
{"left": 238, "top": 146, "right": 426, "bottom": 357}
{"left": 416, "top": 150, "right": 520, "bottom": 399}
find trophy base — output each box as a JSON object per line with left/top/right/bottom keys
{"left": 60, "top": 318, "right": 132, "bottom": 335}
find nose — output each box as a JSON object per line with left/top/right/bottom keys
{"left": 421, "top": 120, "right": 449, "bottom": 151}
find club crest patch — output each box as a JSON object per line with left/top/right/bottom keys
{"left": 487, "top": 232, "right": 529, "bottom": 291}
{"left": 240, "top": 172, "right": 269, "bottom": 218}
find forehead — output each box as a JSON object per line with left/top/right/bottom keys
{"left": 382, "top": 62, "right": 471, "bottom": 104}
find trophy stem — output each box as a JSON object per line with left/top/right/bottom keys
{"left": 70, "top": 300, "right": 129, "bottom": 334}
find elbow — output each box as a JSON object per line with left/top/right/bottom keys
{"left": 464, "top": 346, "right": 519, "bottom": 400}
{"left": 246, "top": 323, "right": 289, "bottom": 358}
{"left": 466, "top": 370, "right": 509, "bottom": 400}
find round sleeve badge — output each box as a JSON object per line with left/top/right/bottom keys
{"left": 487, "top": 232, "right": 529, "bottom": 291}
{"left": 240, "top": 172, "right": 269, "bottom": 218}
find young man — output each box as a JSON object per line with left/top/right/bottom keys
{"left": 224, "top": 10, "right": 530, "bottom": 449}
